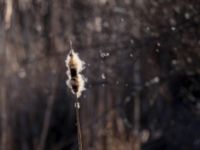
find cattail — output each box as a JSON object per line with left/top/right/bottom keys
{"left": 65, "top": 42, "right": 85, "bottom": 150}
{"left": 65, "top": 48, "right": 86, "bottom": 98}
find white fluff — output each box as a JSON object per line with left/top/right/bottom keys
{"left": 65, "top": 49, "right": 86, "bottom": 98}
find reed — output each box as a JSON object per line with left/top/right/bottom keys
{"left": 65, "top": 41, "right": 86, "bottom": 150}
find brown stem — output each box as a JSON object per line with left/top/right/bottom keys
{"left": 75, "top": 98, "right": 83, "bottom": 150}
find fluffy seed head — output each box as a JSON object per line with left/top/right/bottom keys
{"left": 66, "top": 49, "right": 86, "bottom": 98}
{"left": 65, "top": 50, "right": 85, "bottom": 73}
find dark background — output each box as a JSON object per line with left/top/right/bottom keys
{"left": 0, "top": 0, "right": 200, "bottom": 150}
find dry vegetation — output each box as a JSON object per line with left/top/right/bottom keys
{"left": 0, "top": 0, "right": 200, "bottom": 150}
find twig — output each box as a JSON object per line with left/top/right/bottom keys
{"left": 75, "top": 98, "right": 83, "bottom": 150}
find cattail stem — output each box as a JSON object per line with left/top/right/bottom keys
{"left": 66, "top": 42, "right": 85, "bottom": 150}
{"left": 75, "top": 98, "right": 83, "bottom": 150}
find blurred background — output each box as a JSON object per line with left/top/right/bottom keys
{"left": 0, "top": 0, "right": 200, "bottom": 150}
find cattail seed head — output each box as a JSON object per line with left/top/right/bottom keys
{"left": 66, "top": 49, "right": 86, "bottom": 98}
{"left": 66, "top": 50, "right": 85, "bottom": 73}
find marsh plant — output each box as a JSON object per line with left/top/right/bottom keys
{"left": 65, "top": 42, "right": 86, "bottom": 150}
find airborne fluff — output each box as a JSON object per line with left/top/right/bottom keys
{"left": 65, "top": 49, "right": 86, "bottom": 98}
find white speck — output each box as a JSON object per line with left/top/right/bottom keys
{"left": 171, "top": 27, "right": 176, "bottom": 31}
{"left": 120, "top": 18, "right": 124, "bottom": 22}
{"left": 74, "top": 102, "right": 80, "bottom": 109}
{"left": 36, "top": 24, "right": 42, "bottom": 32}
{"left": 145, "top": 76, "right": 160, "bottom": 86}
{"left": 18, "top": 68, "right": 26, "bottom": 78}
{"left": 130, "top": 53, "right": 134, "bottom": 57}
{"left": 146, "top": 26, "right": 150, "bottom": 31}
{"left": 101, "top": 73, "right": 106, "bottom": 79}
{"left": 141, "top": 129, "right": 150, "bottom": 143}
{"left": 100, "top": 50, "right": 110, "bottom": 58}
{"left": 125, "top": 97, "right": 131, "bottom": 102}
{"left": 184, "top": 13, "right": 190, "bottom": 19}
{"left": 153, "top": 77, "right": 159, "bottom": 83}
{"left": 187, "top": 57, "right": 192, "bottom": 63}
{"left": 157, "top": 42, "right": 161, "bottom": 47}
{"left": 172, "top": 60, "right": 178, "bottom": 65}
{"left": 155, "top": 49, "right": 159, "bottom": 53}
{"left": 130, "top": 39, "right": 134, "bottom": 44}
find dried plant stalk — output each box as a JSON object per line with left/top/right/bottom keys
{"left": 75, "top": 98, "right": 83, "bottom": 150}
{"left": 65, "top": 49, "right": 86, "bottom": 98}
{"left": 65, "top": 42, "right": 86, "bottom": 150}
